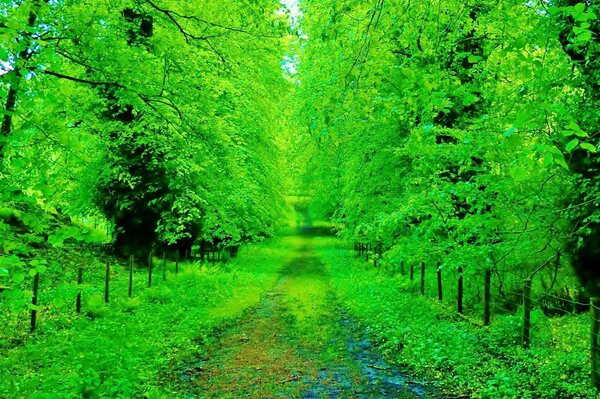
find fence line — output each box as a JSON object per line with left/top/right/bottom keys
{"left": 352, "top": 241, "right": 598, "bottom": 388}
{"left": 14, "top": 245, "right": 238, "bottom": 336}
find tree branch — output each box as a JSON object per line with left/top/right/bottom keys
{"left": 43, "top": 70, "right": 123, "bottom": 87}
{"left": 141, "top": 0, "right": 279, "bottom": 39}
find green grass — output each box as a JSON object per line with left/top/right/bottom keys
{"left": 314, "top": 236, "right": 599, "bottom": 399}
{"left": 0, "top": 236, "right": 293, "bottom": 399}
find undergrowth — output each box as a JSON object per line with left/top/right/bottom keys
{"left": 316, "top": 236, "right": 598, "bottom": 399}
{"left": 0, "top": 236, "right": 292, "bottom": 399}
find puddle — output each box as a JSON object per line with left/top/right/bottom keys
{"left": 302, "top": 311, "right": 437, "bottom": 399}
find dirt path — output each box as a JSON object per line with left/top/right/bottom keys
{"left": 175, "top": 229, "right": 435, "bottom": 398}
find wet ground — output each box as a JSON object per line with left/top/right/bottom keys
{"left": 174, "top": 228, "right": 438, "bottom": 398}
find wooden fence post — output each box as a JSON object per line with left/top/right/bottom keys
{"left": 30, "top": 272, "right": 39, "bottom": 332}
{"left": 128, "top": 255, "right": 134, "bottom": 297}
{"left": 591, "top": 298, "right": 600, "bottom": 389}
{"left": 376, "top": 245, "right": 382, "bottom": 269}
{"left": 484, "top": 269, "right": 491, "bottom": 326}
{"left": 374, "top": 247, "right": 378, "bottom": 268}
{"left": 523, "top": 278, "right": 532, "bottom": 348}
{"left": 420, "top": 261, "right": 425, "bottom": 295}
{"left": 437, "top": 261, "right": 443, "bottom": 301}
{"left": 162, "top": 251, "right": 167, "bottom": 281}
{"left": 410, "top": 263, "right": 414, "bottom": 281}
{"left": 457, "top": 266, "right": 463, "bottom": 314}
{"left": 104, "top": 264, "right": 110, "bottom": 304}
{"left": 400, "top": 260, "right": 405, "bottom": 276}
{"left": 148, "top": 251, "right": 153, "bottom": 288}
{"left": 76, "top": 267, "right": 83, "bottom": 313}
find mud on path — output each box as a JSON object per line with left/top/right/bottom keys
{"left": 174, "top": 229, "right": 436, "bottom": 398}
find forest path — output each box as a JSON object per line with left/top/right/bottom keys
{"left": 176, "top": 228, "right": 434, "bottom": 398}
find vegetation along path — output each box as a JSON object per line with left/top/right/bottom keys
{"left": 171, "top": 228, "right": 435, "bottom": 399}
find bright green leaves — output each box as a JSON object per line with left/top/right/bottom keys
{"left": 562, "top": 121, "right": 588, "bottom": 138}
{"left": 462, "top": 92, "right": 480, "bottom": 107}
{"left": 580, "top": 142, "right": 597, "bottom": 153}
{"left": 562, "top": 2, "right": 598, "bottom": 47}
{"left": 570, "top": 2, "right": 597, "bottom": 23}
{"left": 11, "top": 273, "right": 25, "bottom": 284}
{"left": 564, "top": 139, "right": 597, "bottom": 154}
{"left": 566, "top": 138, "right": 579, "bottom": 152}
{"left": 1, "top": 0, "right": 291, "bottom": 254}
{"left": 509, "top": 165, "right": 528, "bottom": 182}
{"left": 562, "top": 122, "right": 596, "bottom": 153}
{"left": 293, "top": 0, "right": 582, "bottom": 297}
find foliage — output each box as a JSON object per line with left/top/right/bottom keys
{"left": 1, "top": 0, "right": 292, "bottom": 257}
{"left": 0, "top": 235, "right": 288, "bottom": 398}
{"left": 319, "top": 238, "right": 598, "bottom": 399}
{"left": 291, "top": 0, "right": 599, "bottom": 298}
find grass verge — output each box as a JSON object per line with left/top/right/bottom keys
{"left": 315, "top": 236, "right": 598, "bottom": 399}
{"left": 0, "top": 236, "right": 293, "bottom": 399}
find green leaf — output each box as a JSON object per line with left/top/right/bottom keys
{"left": 555, "top": 155, "right": 569, "bottom": 170}
{"left": 542, "top": 153, "right": 554, "bottom": 167}
{"left": 510, "top": 166, "right": 527, "bottom": 182}
{"left": 462, "top": 93, "right": 479, "bottom": 106}
{"left": 12, "top": 273, "right": 25, "bottom": 284}
{"left": 566, "top": 138, "right": 579, "bottom": 152}
{"left": 52, "top": 298, "right": 65, "bottom": 307}
{"left": 580, "top": 142, "right": 597, "bottom": 153}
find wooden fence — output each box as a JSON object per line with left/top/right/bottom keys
{"left": 353, "top": 242, "right": 599, "bottom": 389}
{"left": 22, "top": 245, "right": 234, "bottom": 334}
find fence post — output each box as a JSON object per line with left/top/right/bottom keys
{"left": 400, "top": 260, "right": 405, "bottom": 276}
{"left": 175, "top": 251, "right": 179, "bottom": 275}
{"left": 376, "top": 245, "right": 382, "bottom": 269}
{"left": 128, "top": 255, "right": 134, "bottom": 297}
{"left": 591, "top": 298, "right": 600, "bottom": 389}
{"left": 523, "top": 278, "right": 532, "bottom": 348}
{"left": 30, "top": 272, "right": 40, "bottom": 332}
{"left": 410, "top": 263, "right": 414, "bottom": 281}
{"left": 457, "top": 266, "right": 463, "bottom": 314}
{"left": 437, "top": 261, "right": 443, "bottom": 301}
{"left": 148, "top": 251, "right": 153, "bottom": 288}
{"left": 484, "top": 269, "right": 491, "bottom": 326}
{"left": 420, "top": 261, "right": 425, "bottom": 295}
{"left": 162, "top": 251, "right": 167, "bottom": 281}
{"left": 104, "top": 264, "right": 110, "bottom": 304}
{"left": 76, "top": 267, "right": 83, "bottom": 313}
